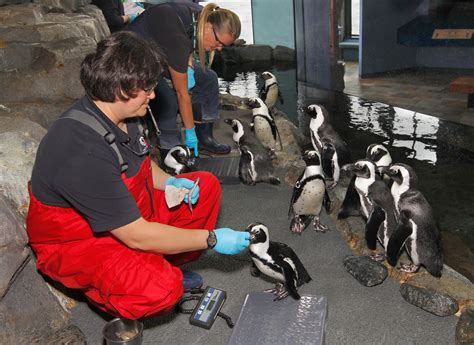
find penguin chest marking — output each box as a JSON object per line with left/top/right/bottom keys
{"left": 391, "top": 183, "right": 407, "bottom": 214}
{"left": 252, "top": 253, "right": 285, "bottom": 282}
{"left": 293, "top": 179, "right": 325, "bottom": 215}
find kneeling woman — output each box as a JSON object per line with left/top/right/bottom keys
{"left": 26, "top": 32, "right": 249, "bottom": 320}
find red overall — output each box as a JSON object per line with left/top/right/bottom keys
{"left": 26, "top": 156, "right": 221, "bottom": 320}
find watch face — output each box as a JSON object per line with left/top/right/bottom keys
{"left": 207, "top": 231, "right": 217, "bottom": 248}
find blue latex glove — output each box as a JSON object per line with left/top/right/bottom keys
{"left": 129, "top": 13, "right": 138, "bottom": 23}
{"left": 187, "top": 66, "right": 196, "bottom": 91}
{"left": 165, "top": 176, "right": 199, "bottom": 204}
{"left": 185, "top": 127, "right": 199, "bottom": 157}
{"left": 213, "top": 228, "right": 251, "bottom": 255}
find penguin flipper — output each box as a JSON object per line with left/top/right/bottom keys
{"left": 365, "top": 205, "right": 385, "bottom": 250}
{"left": 338, "top": 175, "right": 361, "bottom": 219}
{"left": 386, "top": 211, "right": 413, "bottom": 267}
{"left": 323, "top": 188, "right": 331, "bottom": 213}
{"left": 279, "top": 259, "right": 301, "bottom": 300}
{"left": 322, "top": 143, "right": 336, "bottom": 180}
{"left": 288, "top": 171, "right": 306, "bottom": 218}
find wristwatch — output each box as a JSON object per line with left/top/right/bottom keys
{"left": 207, "top": 230, "right": 217, "bottom": 249}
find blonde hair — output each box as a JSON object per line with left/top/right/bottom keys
{"left": 196, "top": 3, "right": 241, "bottom": 68}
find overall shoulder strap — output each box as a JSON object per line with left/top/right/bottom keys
{"left": 59, "top": 109, "right": 129, "bottom": 173}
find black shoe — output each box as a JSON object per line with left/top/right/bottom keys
{"left": 196, "top": 122, "right": 231, "bottom": 155}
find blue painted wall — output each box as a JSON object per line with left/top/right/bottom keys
{"left": 252, "top": 0, "right": 295, "bottom": 48}
{"left": 360, "top": 0, "right": 422, "bottom": 76}
{"left": 360, "top": 0, "right": 474, "bottom": 74}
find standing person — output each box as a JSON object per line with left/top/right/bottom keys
{"left": 126, "top": 2, "right": 240, "bottom": 157}
{"left": 26, "top": 32, "right": 250, "bottom": 320}
{"left": 92, "top": 0, "right": 139, "bottom": 32}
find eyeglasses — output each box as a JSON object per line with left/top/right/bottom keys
{"left": 212, "top": 26, "right": 231, "bottom": 47}
{"left": 143, "top": 82, "right": 158, "bottom": 95}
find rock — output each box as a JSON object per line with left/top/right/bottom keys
{"left": 32, "top": 324, "right": 86, "bottom": 345}
{"left": 238, "top": 44, "right": 273, "bottom": 62}
{"left": 219, "top": 94, "right": 248, "bottom": 111}
{"left": 400, "top": 283, "right": 459, "bottom": 317}
{"left": 0, "top": 117, "right": 47, "bottom": 213}
{"left": 0, "top": 260, "right": 69, "bottom": 343}
{"left": 273, "top": 45, "right": 295, "bottom": 62}
{"left": 455, "top": 308, "right": 474, "bottom": 345}
{"left": 0, "top": 195, "right": 30, "bottom": 297}
{"left": 343, "top": 255, "right": 388, "bottom": 287}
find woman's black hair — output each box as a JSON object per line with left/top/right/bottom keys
{"left": 80, "top": 31, "right": 166, "bottom": 102}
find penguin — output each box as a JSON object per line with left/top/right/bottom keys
{"left": 338, "top": 144, "right": 392, "bottom": 219}
{"left": 163, "top": 145, "right": 193, "bottom": 175}
{"left": 223, "top": 118, "right": 268, "bottom": 155}
{"left": 306, "top": 104, "right": 351, "bottom": 189}
{"left": 239, "top": 145, "right": 280, "bottom": 186}
{"left": 259, "top": 71, "right": 283, "bottom": 108}
{"left": 384, "top": 163, "right": 443, "bottom": 277}
{"left": 342, "top": 159, "right": 397, "bottom": 260}
{"left": 246, "top": 222, "right": 311, "bottom": 301}
{"left": 288, "top": 150, "right": 331, "bottom": 234}
{"left": 245, "top": 97, "right": 282, "bottom": 154}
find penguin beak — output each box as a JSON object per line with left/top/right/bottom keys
{"left": 224, "top": 118, "right": 233, "bottom": 125}
{"left": 244, "top": 226, "right": 256, "bottom": 242}
{"left": 341, "top": 163, "right": 354, "bottom": 172}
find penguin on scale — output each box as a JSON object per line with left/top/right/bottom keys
{"left": 246, "top": 222, "right": 312, "bottom": 301}
{"left": 383, "top": 163, "right": 443, "bottom": 277}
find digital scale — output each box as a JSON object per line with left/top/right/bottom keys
{"left": 187, "top": 286, "right": 228, "bottom": 329}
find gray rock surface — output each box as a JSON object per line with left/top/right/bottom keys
{"left": 273, "top": 45, "right": 295, "bottom": 62}
{"left": 0, "top": 117, "right": 46, "bottom": 212}
{"left": 400, "top": 283, "right": 459, "bottom": 317}
{"left": 0, "top": 195, "right": 30, "bottom": 297}
{"left": 0, "top": 260, "right": 70, "bottom": 343}
{"left": 343, "top": 255, "right": 388, "bottom": 287}
{"left": 32, "top": 324, "right": 87, "bottom": 344}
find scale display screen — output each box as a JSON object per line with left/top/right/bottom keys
{"left": 190, "top": 287, "right": 227, "bottom": 329}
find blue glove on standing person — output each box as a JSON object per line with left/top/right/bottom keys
{"left": 213, "top": 228, "right": 250, "bottom": 255}
{"left": 185, "top": 127, "right": 199, "bottom": 157}
{"left": 128, "top": 13, "right": 138, "bottom": 23}
{"left": 165, "top": 176, "right": 199, "bottom": 204}
{"left": 187, "top": 66, "right": 196, "bottom": 91}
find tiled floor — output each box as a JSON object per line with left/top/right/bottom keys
{"left": 343, "top": 61, "right": 474, "bottom": 127}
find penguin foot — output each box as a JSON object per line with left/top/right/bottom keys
{"left": 290, "top": 216, "right": 306, "bottom": 234}
{"left": 264, "top": 283, "right": 289, "bottom": 301}
{"left": 313, "top": 217, "right": 329, "bottom": 233}
{"left": 399, "top": 263, "right": 420, "bottom": 273}
{"left": 369, "top": 252, "right": 386, "bottom": 262}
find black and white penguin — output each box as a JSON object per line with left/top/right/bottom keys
{"left": 342, "top": 159, "right": 397, "bottom": 260}
{"left": 223, "top": 118, "right": 267, "bottom": 155}
{"left": 306, "top": 104, "right": 351, "bottom": 189}
{"left": 259, "top": 71, "right": 283, "bottom": 108}
{"left": 163, "top": 145, "right": 193, "bottom": 175}
{"left": 338, "top": 144, "right": 392, "bottom": 219}
{"left": 384, "top": 163, "right": 443, "bottom": 277}
{"left": 289, "top": 150, "right": 331, "bottom": 234}
{"left": 245, "top": 97, "right": 282, "bottom": 154}
{"left": 239, "top": 145, "right": 280, "bottom": 186}
{"left": 246, "top": 222, "right": 311, "bottom": 301}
